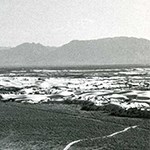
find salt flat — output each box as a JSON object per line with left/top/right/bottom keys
{"left": 0, "top": 68, "right": 150, "bottom": 111}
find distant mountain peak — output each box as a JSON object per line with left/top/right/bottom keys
{"left": 0, "top": 36, "right": 150, "bottom": 67}
{"left": 15, "top": 42, "right": 45, "bottom": 49}
{"left": 70, "top": 40, "right": 80, "bottom": 43}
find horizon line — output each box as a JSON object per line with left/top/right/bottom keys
{"left": 1, "top": 36, "right": 150, "bottom": 48}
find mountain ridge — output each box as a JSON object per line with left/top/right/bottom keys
{"left": 0, "top": 37, "right": 150, "bottom": 67}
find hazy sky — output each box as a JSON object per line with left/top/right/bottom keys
{"left": 0, "top": 0, "right": 150, "bottom": 47}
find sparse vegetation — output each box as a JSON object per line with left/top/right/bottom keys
{"left": 107, "top": 105, "right": 150, "bottom": 118}
{"left": 81, "top": 103, "right": 150, "bottom": 119}
{"left": 0, "top": 102, "right": 149, "bottom": 150}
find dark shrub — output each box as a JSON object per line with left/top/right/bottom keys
{"left": 80, "top": 101, "right": 103, "bottom": 111}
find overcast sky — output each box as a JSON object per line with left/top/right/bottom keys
{"left": 0, "top": 0, "right": 150, "bottom": 47}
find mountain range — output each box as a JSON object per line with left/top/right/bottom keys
{"left": 0, "top": 37, "right": 150, "bottom": 68}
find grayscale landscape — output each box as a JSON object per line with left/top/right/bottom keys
{"left": 0, "top": 0, "right": 150, "bottom": 150}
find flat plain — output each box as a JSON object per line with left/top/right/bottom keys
{"left": 0, "top": 102, "right": 149, "bottom": 150}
